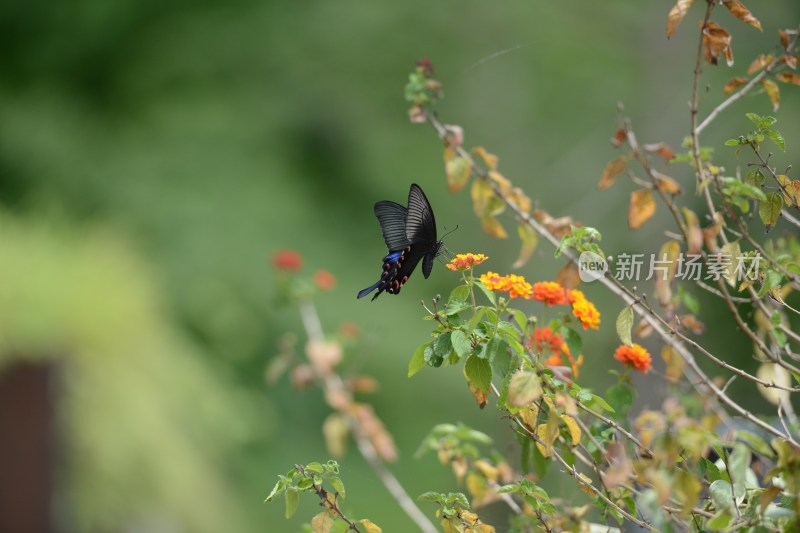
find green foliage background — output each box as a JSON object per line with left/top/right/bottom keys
{"left": 0, "top": 1, "right": 798, "bottom": 530}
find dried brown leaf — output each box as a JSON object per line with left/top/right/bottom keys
{"left": 533, "top": 210, "right": 576, "bottom": 239}
{"left": 602, "top": 442, "right": 633, "bottom": 490}
{"left": 611, "top": 128, "right": 627, "bottom": 148}
{"left": 723, "top": 0, "right": 762, "bottom": 31}
{"left": 653, "top": 171, "right": 682, "bottom": 194}
{"left": 780, "top": 54, "right": 797, "bottom": 69}
{"left": 747, "top": 54, "right": 773, "bottom": 75}
{"left": 723, "top": 77, "right": 748, "bottom": 94}
{"left": 598, "top": 156, "right": 628, "bottom": 191}
{"left": 472, "top": 146, "right": 498, "bottom": 170}
{"left": 556, "top": 262, "right": 581, "bottom": 291}
{"left": 682, "top": 207, "right": 704, "bottom": 254}
{"left": 776, "top": 72, "right": 800, "bottom": 85}
{"left": 643, "top": 142, "right": 676, "bottom": 161}
{"left": 703, "top": 22, "right": 734, "bottom": 66}
{"left": 667, "top": 0, "right": 697, "bottom": 39}
{"left": 628, "top": 189, "right": 656, "bottom": 229}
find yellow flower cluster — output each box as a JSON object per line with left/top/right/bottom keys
{"left": 446, "top": 253, "right": 488, "bottom": 271}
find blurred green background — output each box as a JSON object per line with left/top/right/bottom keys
{"left": 0, "top": 1, "right": 798, "bottom": 531}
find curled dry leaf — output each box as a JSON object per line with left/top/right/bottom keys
{"left": 762, "top": 78, "right": 780, "bottom": 111}
{"left": 666, "top": 0, "right": 697, "bottom": 39}
{"left": 747, "top": 54, "right": 773, "bottom": 75}
{"left": 602, "top": 441, "right": 633, "bottom": 490}
{"left": 780, "top": 54, "right": 797, "bottom": 69}
{"left": 655, "top": 240, "right": 681, "bottom": 307}
{"left": 628, "top": 189, "right": 657, "bottom": 229}
{"left": 682, "top": 207, "right": 704, "bottom": 255}
{"left": 703, "top": 21, "right": 734, "bottom": 66}
{"left": 556, "top": 262, "right": 581, "bottom": 291}
{"left": 598, "top": 156, "right": 628, "bottom": 191}
{"left": 723, "top": 77, "right": 748, "bottom": 94}
{"left": 534, "top": 210, "right": 576, "bottom": 239}
{"left": 722, "top": 0, "right": 762, "bottom": 31}
{"left": 776, "top": 72, "right": 800, "bottom": 85}
{"left": 488, "top": 170, "right": 512, "bottom": 195}
{"left": 678, "top": 314, "right": 705, "bottom": 334}
{"left": 508, "top": 187, "right": 531, "bottom": 214}
{"left": 610, "top": 128, "right": 627, "bottom": 148}
{"left": 661, "top": 345, "right": 685, "bottom": 384}
{"left": 643, "top": 142, "right": 676, "bottom": 161}
{"left": 443, "top": 124, "right": 464, "bottom": 149}
{"left": 513, "top": 222, "right": 538, "bottom": 268}
{"left": 306, "top": 339, "right": 344, "bottom": 374}
{"left": 352, "top": 403, "right": 398, "bottom": 462}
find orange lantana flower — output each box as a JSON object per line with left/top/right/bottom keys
{"left": 479, "top": 272, "right": 533, "bottom": 299}
{"left": 447, "top": 253, "right": 488, "bottom": 271}
{"left": 614, "top": 343, "right": 652, "bottom": 373}
{"left": 568, "top": 289, "right": 601, "bottom": 330}
{"left": 529, "top": 281, "right": 568, "bottom": 306}
{"left": 314, "top": 270, "right": 337, "bottom": 291}
{"left": 272, "top": 249, "right": 303, "bottom": 272}
{"left": 528, "top": 327, "right": 563, "bottom": 357}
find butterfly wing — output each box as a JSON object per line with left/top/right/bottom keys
{"left": 405, "top": 184, "right": 437, "bottom": 248}
{"left": 374, "top": 200, "right": 409, "bottom": 251}
{"left": 357, "top": 245, "right": 424, "bottom": 300}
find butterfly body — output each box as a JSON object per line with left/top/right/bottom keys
{"left": 357, "top": 184, "right": 443, "bottom": 301}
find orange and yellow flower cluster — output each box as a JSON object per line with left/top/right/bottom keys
{"left": 479, "top": 271, "right": 533, "bottom": 299}
{"left": 568, "top": 290, "right": 601, "bottom": 330}
{"left": 528, "top": 327, "right": 584, "bottom": 377}
{"left": 531, "top": 282, "right": 568, "bottom": 306}
{"left": 614, "top": 343, "right": 652, "bottom": 373}
{"left": 446, "top": 253, "right": 488, "bottom": 271}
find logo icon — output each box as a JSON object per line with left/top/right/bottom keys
{"left": 578, "top": 251, "right": 608, "bottom": 282}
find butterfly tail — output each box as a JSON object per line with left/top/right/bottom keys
{"left": 357, "top": 280, "right": 381, "bottom": 300}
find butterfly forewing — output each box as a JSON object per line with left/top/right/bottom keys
{"left": 374, "top": 200, "right": 409, "bottom": 251}
{"left": 405, "top": 184, "right": 437, "bottom": 246}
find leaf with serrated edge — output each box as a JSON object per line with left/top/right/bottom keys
{"left": 615, "top": 306, "right": 634, "bottom": 347}
{"left": 507, "top": 370, "right": 542, "bottom": 407}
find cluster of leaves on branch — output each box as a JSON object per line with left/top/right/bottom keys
{"left": 267, "top": 2, "right": 800, "bottom": 532}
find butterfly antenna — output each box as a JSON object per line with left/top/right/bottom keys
{"left": 440, "top": 225, "right": 459, "bottom": 240}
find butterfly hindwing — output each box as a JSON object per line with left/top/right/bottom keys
{"left": 374, "top": 200, "right": 408, "bottom": 251}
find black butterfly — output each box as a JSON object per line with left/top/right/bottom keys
{"left": 357, "top": 184, "right": 444, "bottom": 301}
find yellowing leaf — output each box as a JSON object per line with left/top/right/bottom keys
{"left": 654, "top": 171, "right": 682, "bottom": 194}
{"left": 472, "top": 146, "right": 498, "bottom": 170}
{"left": 445, "top": 147, "right": 472, "bottom": 193}
{"left": 481, "top": 216, "right": 508, "bottom": 239}
{"left": 776, "top": 72, "right": 800, "bottom": 85}
{"left": 513, "top": 223, "right": 538, "bottom": 268}
{"left": 508, "top": 187, "right": 531, "bottom": 214}
{"left": 322, "top": 414, "right": 349, "bottom": 458}
{"left": 474, "top": 460, "right": 499, "bottom": 483}
{"left": 747, "top": 54, "right": 773, "bottom": 75}
{"left": 311, "top": 511, "right": 333, "bottom": 533}
{"left": 661, "top": 345, "right": 685, "bottom": 383}
{"left": 762, "top": 78, "right": 780, "bottom": 111}
{"left": 666, "top": 0, "right": 697, "bottom": 38}
{"left": 488, "top": 170, "right": 512, "bottom": 195}
{"left": 616, "top": 306, "right": 634, "bottom": 347}
{"left": 629, "top": 189, "right": 656, "bottom": 229}
{"left": 759, "top": 192, "right": 783, "bottom": 231}
{"left": 466, "top": 472, "right": 489, "bottom": 505}
{"left": 357, "top": 519, "right": 383, "bottom": 533}
{"left": 471, "top": 179, "right": 493, "bottom": 217}
{"left": 561, "top": 415, "right": 581, "bottom": 446}
{"left": 519, "top": 404, "right": 539, "bottom": 429}
{"left": 720, "top": 240, "right": 741, "bottom": 286}
{"left": 467, "top": 379, "right": 488, "bottom": 409}
{"left": 703, "top": 21, "right": 733, "bottom": 66}
{"left": 535, "top": 415, "right": 559, "bottom": 458}
{"left": 723, "top": 77, "right": 748, "bottom": 94}
{"left": 507, "top": 370, "right": 542, "bottom": 407}
{"left": 598, "top": 156, "right": 628, "bottom": 191}
{"left": 655, "top": 240, "right": 681, "bottom": 306}
{"left": 682, "top": 207, "right": 703, "bottom": 254}
{"left": 723, "top": 0, "right": 762, "bottom": 31}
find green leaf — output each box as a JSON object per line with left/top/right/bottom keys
{"left": 491, "top": 341, "right": 513, "bottom": 378}
{"left": 474, "top": 281, "right": 497, "bottom": 306}
{"left": 418, "top": 491, "right": 444, "bottom": 503}
{"left": 285, "top": 489, "right": 299, "bottom": 519}
{"left": 615, "top": 306, "right": 634, "bottom": 347}
{"left": 560, "top": 326, "right": 582, "bottom": 363}
{"left": 724, "top": 138, "right": 742, "bottom": 146}
{"left": 606, "top": 384, "right": 632, "bottom": 420}
{"left": 589, "top": 393, "right": 615, "bottom": 414}
{"left": 444, "top": 300, "right": 471, "bottom": 316}
{"left": 424, "top": 343, "right": 443, "bottom": 368}
{"left": 745, "top": 168, "right": 765, "bottom": 187}
{"left": 728, "top": 443, "right": 750, "bottom": 496}
{"left": 507, "top": 369, "right": 542, "bottom": 407}
{"left": 408, "top": 343, "right": 428, "bottom": 377}
{"left": 745, "top": 112, "right": 762, "bottom": 126}
{"left": 465, "top": 355, "right": 492, "bottom": 393}
{"left": 764, "top": 129, "right": 785, "bottom": 151}
{"left": 709, "top": 480, "right": 735, "bottom": 511}
{"left": 706, "top": 511, "right": 733, "bottom": 530}
{"left": 759, "top": 192, "right": 783, "bottom": 231}
{"left": 329, "top": 477, "right": 346, "bottom": 499}
{"left": 480, "top": 336, "right": 503, "bottom": 361}
{"left": 699, "top": 457, "right": 721, "bottom": 482}
{"left": 451, "top": 330, "right": 472, "bottom": 359}
{"left": 734, "top": 429, "right": 775, "bottom": 458}
{"left": 434, "top": 332, "right": 453, "bottom": 359}
{"left": 264, "top": 479, "right": 285, "bottom": 503}
{"left": 450, "top": 284, "right": 470, "bottom": 303}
